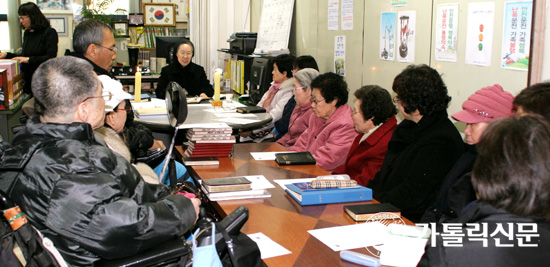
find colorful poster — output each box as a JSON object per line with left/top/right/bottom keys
{"left": 391, "top": 0, "right": 407, "bottom": 7}
{"left": 397, "top": 11, "right": 416, "bottom": 63}
{"left": 341, "top": 0, "right": 354, "bottom": 30}
{"left": 334, "top": 36, "right": 346, "bottom": 76}
{"left": 435, "top": 4, "right": 459, "bottom": 62}
{"left": 328, "top": 0, "right": 339, "bottom": 31}
{"left": 465, "top": 2, "right": 495, "bottom": 66}
{"left": 501, "top": 1, "right": 532, "bottom": 71}
{"left": 380, "top": 12, "right": 396, "bottom": 61}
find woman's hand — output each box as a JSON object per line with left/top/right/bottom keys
{"left": 13, "top": 56, "right": 29, "bottom": 64}
{"left": 149, "top": 139, "right": 165, "bottom": 151}
{"left": 0, "top": 52, "right": 7, "bottom": 59}
{"left": 199, "top": 93, "right": 208, "bottom": 98}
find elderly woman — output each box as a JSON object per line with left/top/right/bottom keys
{"left": 290, "top": 72, "right": 357, "bottom": 172}
{"left": 368, "top": 65, "right": 465, "bottom": 222}
{"left": 156, "top": 39, "right": 213, "bottom": 98}
{"left": 240, "top": 54, "right": 295, "bottom": 142}
{"left": 421, "top": 84, "right": 514, "bottom": 223}
{"left": 0, "top": 2, "right": 58, "bottom": 95}
{"left": 332, "top": 85, "right": 397, "bottom": 186}
{"left": 277, "top": 68, "right": 319, "bottom": 147}
{"left": 419, "top": 115, "right": 550, "bottom": 266}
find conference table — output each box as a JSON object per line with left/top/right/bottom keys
{"left": 176, "top": 142, "right": 414, "bottom": 266}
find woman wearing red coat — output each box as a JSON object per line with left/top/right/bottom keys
{"left": 333, "top": 85, "right": 397, "bottom": 186}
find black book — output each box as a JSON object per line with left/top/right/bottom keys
{"left": 202, "top": 177, "right": 252, "bottom": 193}
{"left": 344, "top": 203, "right": 401, "bottom": 222}
{"left": 236, "top": 106, "right": 266, "bottom": 113}
{"left": 182, "top": 157, "right": 219, "bottom": 166}
{"left": 275, "top": 152, "right": 316, "bottom": 165}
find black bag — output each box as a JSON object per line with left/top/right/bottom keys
{"left": 217, "top": 223, "right": 261, "bottom": 267}
{"left": 0, "top": 191, "right": 60, "bottom": 267}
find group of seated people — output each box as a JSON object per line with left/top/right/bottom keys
{"left": 1, "top": 18, "right": 550, "bottom": 266}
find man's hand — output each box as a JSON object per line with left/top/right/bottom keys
{"left": 190, "top": 198, "right": 201, "bottom": 223}
{"left": 148, "top": 139, "right": 165, "bottom": 151}
{"left": 199, "top": 93, "right": 208, "bottom": 98}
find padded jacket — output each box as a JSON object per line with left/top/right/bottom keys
{"left": 0, "top": 118, "right": 196, "bottom": 266}
{"left": 156, "top": 61, "right": 213, "bottom": 99}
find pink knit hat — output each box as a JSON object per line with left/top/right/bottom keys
{"left": 452, "top": 84, "right": 514, "bottom": 124}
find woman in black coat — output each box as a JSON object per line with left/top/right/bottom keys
{"left": 0, "top": 2, "right": 58, "bottom": 95}
{"left": 368, "top": 65, "right": 465, "bottom": 222}
{"left": 155, "top": 39, "right": 213, "bottom": 99}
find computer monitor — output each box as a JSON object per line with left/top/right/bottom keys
{"left": 155, "top": 36, "right": 189, "bottom": 65}
{"left": 248, "top": 57, "right": 274, "bottom": 105}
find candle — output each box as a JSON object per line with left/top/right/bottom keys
{"left": 134, "top": 67, "right": 142, "bottom": 103}
{"left": 214, "top": 69, "right": 221, "bottom": 101}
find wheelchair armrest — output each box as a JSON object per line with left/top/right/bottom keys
{"left": 92, "top": 237, "right": 191, "bottom": 267}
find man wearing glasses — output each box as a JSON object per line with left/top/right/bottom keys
{"left": 0, "top": 56, "right": 200, "bottom": 266}
{"left": 72, "top": 19, "right": 118, "bottom": 76}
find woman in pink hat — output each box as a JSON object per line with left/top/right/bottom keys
{"left": 420, "top": 84, "right": 514, "bottom": 223}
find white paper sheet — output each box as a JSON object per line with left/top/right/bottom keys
{"left": 177, "top": 122, "right": 230, "bottom": 129}
{"left": 248, "top": 233, "right": 292, "bottom": 259}
{"left": 214, "top": 113, "right": 257, "bottom": 118}
{"left": 250, "top": 151, "right": 297, "bottom": 161}
{"left": 308, "top": 222, "right": 388, "bottom": 251}
{"left": 245, "top": 175, "right": 276, "bottom": 190}
{"left": 214, "top": 118, "right": 261, "bottom": 124}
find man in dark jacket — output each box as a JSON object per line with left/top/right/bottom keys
{"left": 0, "top": 57, "right": 200, "bottom": 266}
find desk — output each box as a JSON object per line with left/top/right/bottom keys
{"left": 178, "top": 143, "right": 414, "bottom": 266}
{"left": 135, "top": 100, "right": 272, "bottom": 131}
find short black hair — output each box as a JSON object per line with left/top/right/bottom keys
{"left": 392, "top": 64, "right": 451, "bottom": 116}
{"left": 172, "top": 39, "right": 194, "bottom": 63}
{"left": 274, "top": 54, "right": 296, "bottom": 78}
{"left": 354, "top": 85, "right": 397, "bottom": 125}
{"left": 310, "top": 72, "right": 348, "bottom": 107}
{"left": 293, "top": 55, "right": 319, "bottom": 71}
{"left": 513, "top": 82, "right": 550, "bottom": 122}
{"left": 473, "top": 115, "right": 550, "bottom": 220}
{"left": 18, "top": 2, "right": 50, "bottom": 30}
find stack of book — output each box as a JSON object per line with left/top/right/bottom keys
{"left": 201, "top": 176, "right": 271, "bottom": 201}
{"left": 183, "top": 125, "right": 235, "bottom": 158}
{"left": 285, "top": 181, "right": 372, "bottom": 206}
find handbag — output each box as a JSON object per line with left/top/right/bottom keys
{"left": 192, "top": 223, "right": 223, "bottom": 267}
{"left": 216, "top": 223, "right": 261, "bottom": 267}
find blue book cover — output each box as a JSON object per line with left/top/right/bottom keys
{"left": 285, "top": 184, "right": 373, "bottom": 206}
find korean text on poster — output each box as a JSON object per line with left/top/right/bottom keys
{"left": 465, "top": 2, "right": 495, "bottom": 66}
{"left": 341, "top": 0, "right": 354, "bottom": 30}
{"left": 328, "top": 0, "right": 339, "bottom": 31}
{"left": 501, "top": 1, "right": 532, "bottom": 71}
{"left": 435, "top": 4, "right": 459, "bottom": 62}
{"left": 334, "top": 36, "right": 346, "bottom": 76}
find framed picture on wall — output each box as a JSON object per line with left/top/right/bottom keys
{"left": 144, "top": 3, "right": 176, "bottom": 27}
{"left": 129, "top": 13, "right": 144, "bottom": 26}
{"left": 113, "top": 21, "right": 129, "bottom": 38}
{"left": 37, "top": 0, "right": 73, "bottom": 14}
{"left": 46, "top": 15, "right": 68, "bottom": 36}
{"left": 154, "top": 0, "right": 188, "bottom": 22}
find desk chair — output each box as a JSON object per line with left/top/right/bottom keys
{"left": 0, "top": 189, "right": 191, "bottom": 267}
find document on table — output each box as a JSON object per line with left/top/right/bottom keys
{"left": 214, "top": 117, "right": 261, "bottom": 124}
{"left": 308, "top": 222, "right": 388, "bottom": 251}
{"left": 248, "top": 232, "right": 291, "bottom": 259}
{"left": 177, "top": 122, "right": 230, "bottom": 129}
{"left": 250, "top": 151, "right": 297, "bottom": 161}
{"left": 246, "top": 175, "right": 276, "bottom": 190}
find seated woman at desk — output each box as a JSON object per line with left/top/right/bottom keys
{"left": 276, "top": 68, "right": 319, "bottom": 147}
{"left": 332, "top": 85, "right": 397, "bottom": 186}
{"left": 274, "top": 55, "right": 319, "bottom": 140}
{"left": 290, "top": 72, "right": 357, "bottom": 172}
{"left": 100, "top": 76, "right": 190, "bottom": 185}
{"left": 419, "top": 115, "right": 550, "bottom": 266}
{"left": 0, "top": 2, "right": 58, "bottom": 95}
{"left": 239, "top": 54, "right": 295, "bottom": 142}
{"left": 155, "top": 39, "right": 213, "bottom": 99}
{"left": 367, "top": 65, "right": 465, "bottom": 223}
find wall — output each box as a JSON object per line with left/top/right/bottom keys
{"left": 251, "top": 0, "right": 532, "bottom": 126}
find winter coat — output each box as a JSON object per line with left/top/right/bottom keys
{"left": 277, "top": 100, "right": 314, "bottom": 148}
{"left": 156, "top": 61, "right": 213, "bottom": 98}
{"left": 0, "top": 118, "right": 196, "bottom": 266}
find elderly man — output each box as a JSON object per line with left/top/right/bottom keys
{"left": 0, "top": 57, "right": 200, "bottom": 266}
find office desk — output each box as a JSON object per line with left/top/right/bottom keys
{"left": 136, "top": 101, "right": 272, "bottom": 131}
{"left": 179, "top": 143, "right": 414, "bottom": 266}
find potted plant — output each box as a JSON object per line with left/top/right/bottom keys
{"left": 80, "top": 0, "right": 126, "bottom": 26}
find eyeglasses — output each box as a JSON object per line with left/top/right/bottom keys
{"left": 96, "top": 44, "right": 118, "bottom": 53}
{"left": 293, "top": 86, "right": 304, "bottom": 92}
{"left": 18, "top": 15, "right": 29, "bottom": 20}
{"left": 178, "top": 51, "right": 193, "bottom": 56}
{"left": 81, "top": 92, "right": 113, "bottom": 103}
{"left": 311, "top": 97, "right": 326, "bottom": 105}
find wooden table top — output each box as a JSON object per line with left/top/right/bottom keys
{"left": 177, "top": 142, "right": 413, "bottom": 266}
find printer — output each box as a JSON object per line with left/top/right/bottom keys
{"left": 227, "top": 32, "right": 257, "bottom": 55}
